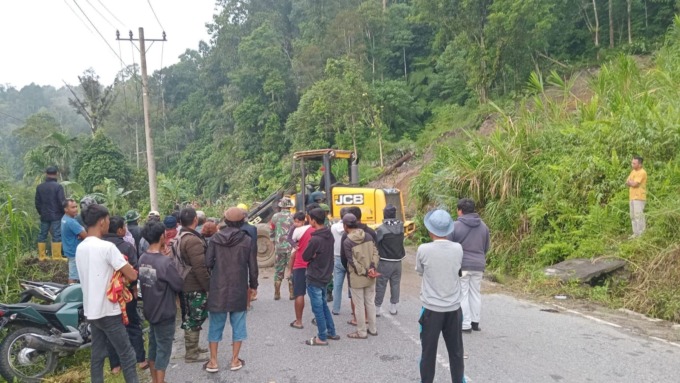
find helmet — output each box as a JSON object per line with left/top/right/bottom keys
{"left": 237, "top": 203, "right": 249, "bottom": 211}
{"left": 80, "top": 195, "right": 97, "bottom": 212}
{"left": 125, "top": 210, "right": 140, "bottom": 223}
{"left": 278, "top": 198, "right": 294, "bottom": 208}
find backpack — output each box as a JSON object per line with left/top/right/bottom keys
{"left": 168, "top": 232, "right": 193, "bottom": 279}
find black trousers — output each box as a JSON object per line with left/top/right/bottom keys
{"left": 419, "top": 307, "right": 465, "bottom": 383}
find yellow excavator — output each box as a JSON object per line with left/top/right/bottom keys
{"left": 247, "top": 149, "right": 414, "bottom": 267}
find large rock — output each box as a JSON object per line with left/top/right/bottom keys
{"left": 544, "top": 258, "right": 626, "bottom": 283}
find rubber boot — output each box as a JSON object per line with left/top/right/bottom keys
{"left": 184, "top": 329, "right": 208, "bottom": 363}
{"left": 51, "top": 243, "right": 66, "bottom": 261}
{"left": 274, "top": 281, "right": 281, "bottom": 301}
{"left": 288, "top": 279, "right": 294, "bottom": 300}
{"left": 38, "top": 243, "right": 47, "bottom": 261}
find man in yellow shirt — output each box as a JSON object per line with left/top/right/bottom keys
{"left": 626, "top": 156, "right": 647, "bottom": 238}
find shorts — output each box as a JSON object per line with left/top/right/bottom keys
{"left": 148, "top": 318, "right": 175, "bottom": 370}
{"left": 208, "top": 311, "right": 247, "bottom": 342}
{"left": 68, "top": 257, "right": 79, "bottom": 281}
{"left": 293, "top": 268, "right": 307, "bottom": 297}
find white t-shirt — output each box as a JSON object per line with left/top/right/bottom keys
{"left": 292, "top": 225, "right": 311, "bottom": 244}
{"left": 331, "top": 221, "right": 345, "bottom": 256}
{"left": 76, "top": 236, "right": 129, "bottom": 320}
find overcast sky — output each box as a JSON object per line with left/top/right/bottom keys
{"left": 0, "top": 1, "right": 218, "bottom": 88}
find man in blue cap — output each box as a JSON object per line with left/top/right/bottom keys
{"left": 416, "top": 209, "right": 465, "bottom": 383}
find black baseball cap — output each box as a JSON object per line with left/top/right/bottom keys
{"left": 45, "top": 166, "right": 58, "bottom": 175}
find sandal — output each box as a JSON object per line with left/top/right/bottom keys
{"left": 327, "top": 334, "right": 341, "bottom": 340}
{"left": 347, "top": 332, "right": 367, "bottom": 339}
{"left": 347, "top": 320, "right": 357, "bottom": 326}
{"left": 138, "top": 361, "right": 150, "bottom": 370}
{"left": 367, "top": 330, "right": 378, "bottom": 336}
{"left": 230, "top": 358, "right": 245, "bottom": 371}
{"left": 203, "top": 361, "right": 219, "bottom": 373}
{"left": 305, "top": 336, "right": 329, "bottom": 346}
{"left": 290, "top": 320, "right": 304, "bottom": 329}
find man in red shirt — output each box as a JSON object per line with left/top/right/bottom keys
{"left": 289, "top": 215, "right": 316, "bottom": 329}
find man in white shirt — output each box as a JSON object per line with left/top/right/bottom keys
{"left": 331, "top": 207, "right": 349, "bottom": 315}
{"left": 76, "top": 204, "right": 139, "bottom": 383}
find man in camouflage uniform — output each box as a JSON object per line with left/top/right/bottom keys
{"left": 270, "top": 198, "right": 294, "bottom": 300}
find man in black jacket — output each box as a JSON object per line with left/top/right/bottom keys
{"left": 35, "top": 166, "right": 65, "bottom": 261}
{"left": 204, "top": 207, "right": 258, "bottom": 373}
{"left": 374, "top": 204, "right": 406, "bottom": 316}
{"left": 125, "top": 210, "right": 142, "bottom": 255}
{"left": 301, "top": 208, "right": 339, "bottom": 346}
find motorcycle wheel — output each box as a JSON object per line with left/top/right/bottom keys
{"left": 0, "top": 326, "right": 59, "bottom": 383}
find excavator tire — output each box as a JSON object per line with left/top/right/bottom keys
{"left": 256, "top": 223, "right": 276, "bottom": 268}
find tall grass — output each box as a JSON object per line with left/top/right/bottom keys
{"left": 0, "top": 194, "right": 34, "bottom": 300}
{"left": 412, "top": 18, "right": 680, "bottom": 321}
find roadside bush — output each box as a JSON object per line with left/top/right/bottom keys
{"left": 412, "top": 19, "right": 680, "bottom": 321}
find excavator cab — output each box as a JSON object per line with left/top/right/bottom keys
{"left": 289, "top": 149, "right": 415, "bottom": 234}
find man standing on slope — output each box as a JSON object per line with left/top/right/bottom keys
{"left": 35, "top": 166, "right": 66, "bottom": 261}
{"left": 417, "top": 209, "right": 465, "bottom": 383}
{"left": 626, "top": 155, "right": 647, "bottom": 238}
{"left": 447, "top": 198, "right": 490, "bottom": 333}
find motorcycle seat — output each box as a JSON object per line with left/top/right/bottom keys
{"left": 4, "top": 302, "right": 66, "bottom": 314}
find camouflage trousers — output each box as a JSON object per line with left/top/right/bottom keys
{"left": 274, "top": 249, "right": 291, "bottom": 282}
{"left": 181, "top": 291, "right": 208, "bottom": 331}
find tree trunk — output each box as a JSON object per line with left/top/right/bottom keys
{"left": 403, "top": 46, "right": 407, "bottom": 80}
{"left": 608, "top": 0, "right": 614, "bottom": 48}
{"left": 627, "top": 0, "right": 632, "bottom": 44}
{"left": 382, "top": 0, "right": 387, "bottom": 12}
{"left": 644, "top": 0, "right": 648, "bottom": 29}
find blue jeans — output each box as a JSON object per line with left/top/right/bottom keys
{"left": 332, "top": 256, "right": 346, "bottom": 314}
{"left": 307, "top": 284, "right": 336, "bottom": 342}
{"left": 148, "top": 318, "right": 175, "bottom": 371}
{"left": 68, "top": 258, "right": 79, "bottom": 281}
{"left": 38, "top": 220, "right": 61, "bottom": 242}
{"left": 208, "top": 311, "right": 247, "bottom": 342}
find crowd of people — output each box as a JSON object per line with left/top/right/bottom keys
{"left": 32, "top": 157, "right": 648, "bottom": 382}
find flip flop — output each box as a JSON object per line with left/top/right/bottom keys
{"left": 230, "top": 358, "right": 245, "bottom": 371}
{"left": 138, "top": 361, "right": 150, "bottom": 370}
{"left": 203, "top": 361, "right": 219, "bottom": 373}
{"left": 347, "top": 332, "right": 368, "bottom": 339}
{"left": 347, "top": 320, "right": 357, "bottom": 326}
{"left": 367, "top": 330, "right": 378, "bottom": 336}
{"left": 290, "top": 320, "right": 304, "bottom": 329}
{"left": 327, "top": 334, "right": 341, "bottom": 340}
{"left": 305, "top": 337, "right": 329, "bottom": 346}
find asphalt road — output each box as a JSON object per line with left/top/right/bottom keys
{"left": 162, "top": 255, "right": 680, "bottom": 383}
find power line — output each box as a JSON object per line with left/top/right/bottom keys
{"left": 0, "top": 110, "right": 25, "bottom": 123}
{"left": 84, "top": 0, "right": 118, "bottom": 30}
{"left": 63, "top": 0, "right": 94, "bottom": 35}
{"left": 146, "top": 0, "right": 165, "bottom": 32}
{"left": 72, "top": 0, "right": 127, "bottom": 67}
{"left": 96, "top": 0, "right": 126, "bottom": 28}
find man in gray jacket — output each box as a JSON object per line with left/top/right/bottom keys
{"left": 447, "top": 198, "right": 490, "bottom": 333}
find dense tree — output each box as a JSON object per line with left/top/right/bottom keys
{"left": 73, "top": 132, "right": 130, "bottom": 192}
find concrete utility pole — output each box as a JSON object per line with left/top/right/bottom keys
{"left": 117, "top": 28, "right": 166, "bottom": 211}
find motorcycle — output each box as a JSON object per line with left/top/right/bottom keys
{"left": 18, "top": 280, "right": 67, "bottom": 303}
{"left": 0, "top": 284, "right": 90, "bottom": 383}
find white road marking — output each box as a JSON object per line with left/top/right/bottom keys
{"left": 553, "top": 304, "right": 623, "bottom": 328}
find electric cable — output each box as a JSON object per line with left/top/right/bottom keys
{"left": 146, "top": 0, "right": 165, "bottom": 32}
{"left": 72, "top": 0, "right": 128, "bottom": 67}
